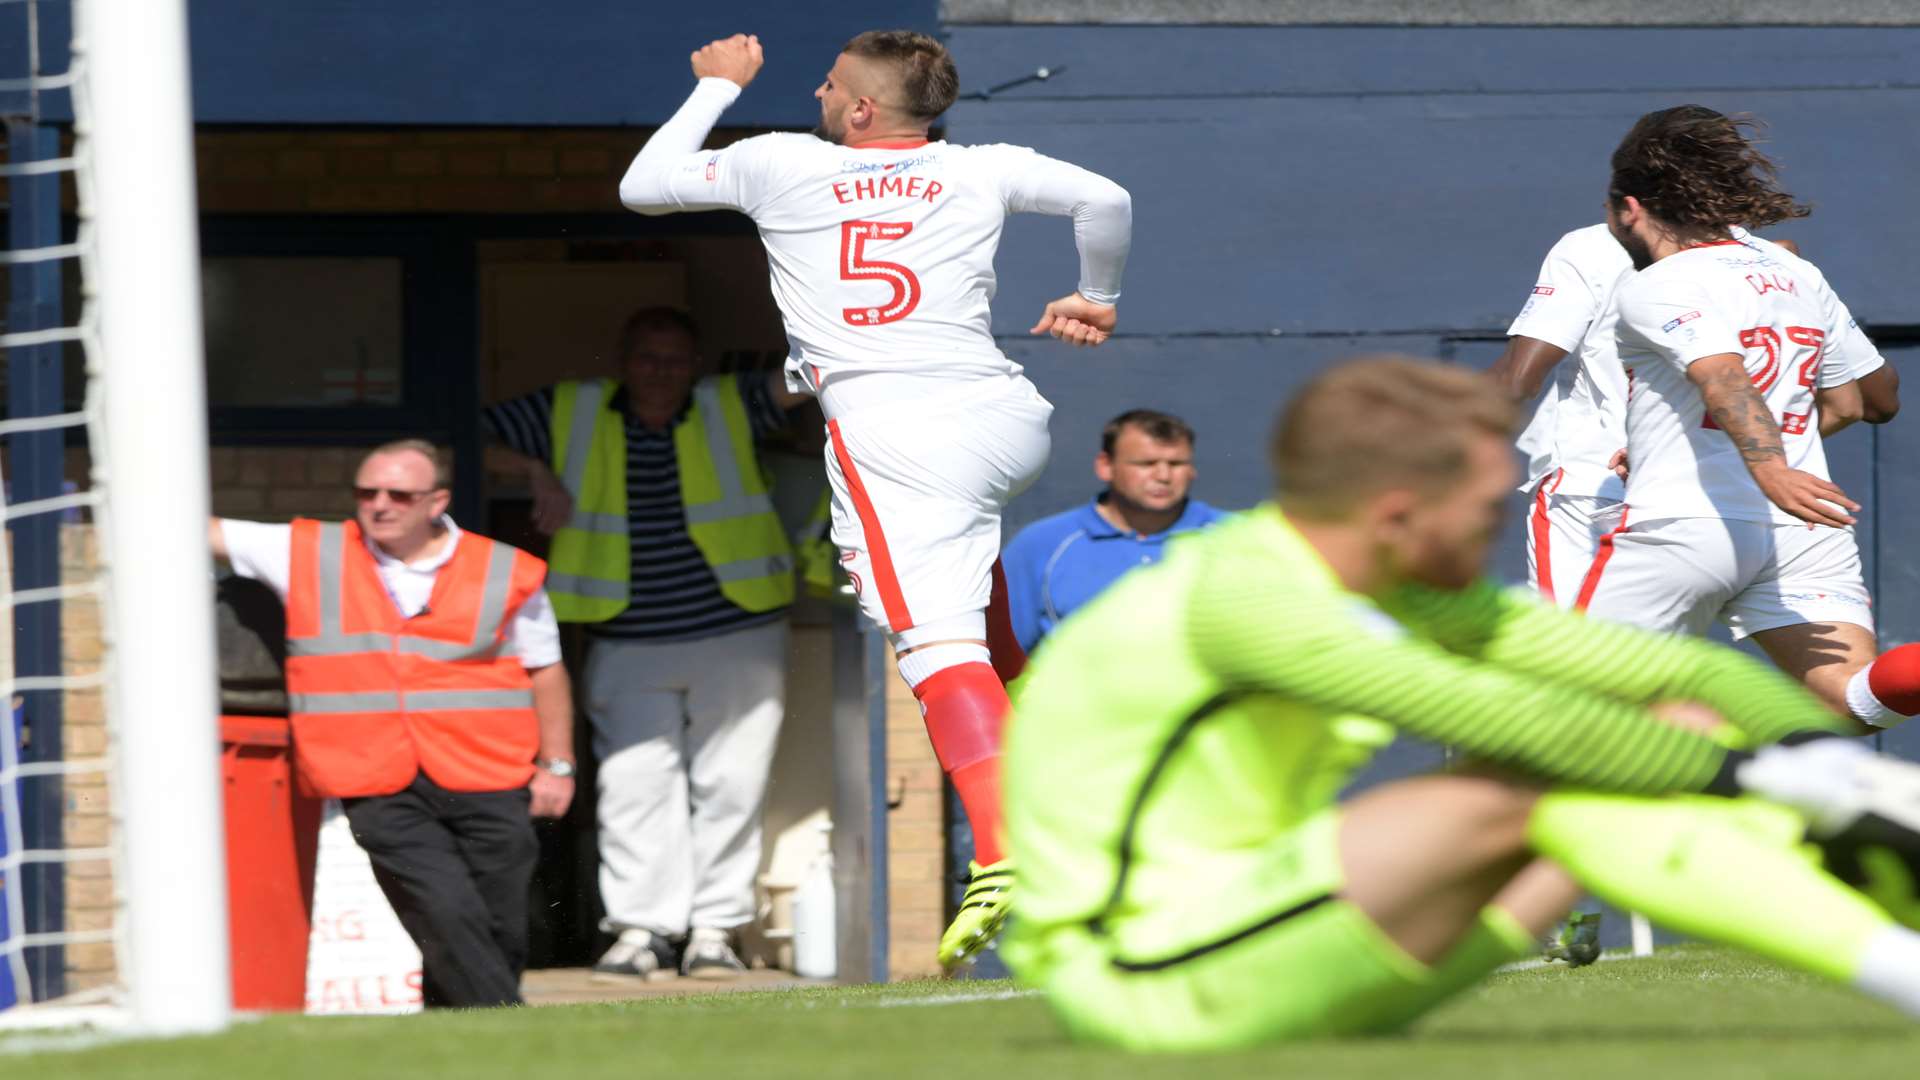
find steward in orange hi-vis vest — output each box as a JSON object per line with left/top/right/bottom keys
{"left": 284, "top": 518, "right": 548, "bottom": 798}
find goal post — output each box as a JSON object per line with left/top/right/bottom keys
{"left": 75, "top": 0, "right": 231, "bottom": 1034}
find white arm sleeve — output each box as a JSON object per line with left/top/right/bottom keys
{"left": 506, "top": 587, "right": 564, "bottom": 670}
{"left": 994, "top": 147, "right": 1132, "bottom": 304}
{"left": 618, "top": 78, "right": 756, "bottom": 215}
{"left": 1506, "top": 238, "right": 1606, "bottom": 352}
{"left": 216, "top": 520, "right": 294, "bottom": 603}
{"left": 1817, "top": 293, "right": 1886, "bottom": 387}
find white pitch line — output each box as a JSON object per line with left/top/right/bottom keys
{"left": 869, "top": 988, "right": 1040, "bottom": 1008}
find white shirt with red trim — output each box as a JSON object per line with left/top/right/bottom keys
{"left": 1508, "top": 225, "right": 1884, "bottom": 501}
{"left": 1612, "top": 241, "right": 1862, "bottom": 526}
{"left": 1508, "top": 224, "right": 1635, "bottom": 498}
{"left": 218, "top": 516, "right": 563, "bottom": 668}
{"left": 619, "top": 79, "right": 1132, "bottom": 403}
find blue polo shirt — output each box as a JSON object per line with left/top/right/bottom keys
{"left": 1001, "top": 496, "right": 1228, "bottom": 653}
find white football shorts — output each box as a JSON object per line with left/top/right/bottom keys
{"left": 822, "top": 373, "right": 1052, "bottom": 634}
{"left": 1524, "top": 469, "right": 1626, "bottom": 610}
{"left": 1578, "top": 514, "right": 1872, "bottom": 640}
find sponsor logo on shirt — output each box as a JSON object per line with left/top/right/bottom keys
{"left": 1531, "top": 285, "right": 1555, "bottom": 296}
{"left": 840, "top": 153, "right": 939, "bottom": 175}
{"left": 1661, "top": 311, "right": 1702, "bottom": 334}
{"left": 704, "top": 154, "right": 719, "bottom": 182}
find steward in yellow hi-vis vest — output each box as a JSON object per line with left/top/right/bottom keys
{"left": 546, "top": 375, "right": 795, "bottom": 622}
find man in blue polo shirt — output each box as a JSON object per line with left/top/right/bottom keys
{"left": 1001, "top": 409, "right": 1228, "bottom": 654}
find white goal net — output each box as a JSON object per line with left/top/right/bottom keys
{"left": 1, "top": 0, "right": 229, "bottom": 1036}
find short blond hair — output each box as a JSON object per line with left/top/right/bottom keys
{"left": 358, "top": 439, "right": 450, "bottom": 489}
{"left": 1273, "top": 356, "right": 1516, "bottom": 519}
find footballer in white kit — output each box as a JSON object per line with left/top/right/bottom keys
{"left": 1577, "top": 105, "right": 1920, "bottom": 732}
{"left": 617, "top": 30, "right": 1133, "bottom": 968}
{"left": 1495, "top": 223, "right": 1890, "bottom": 608}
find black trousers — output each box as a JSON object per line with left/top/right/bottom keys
{"left": 343, "top": 772, "right": 537, "bottom": 1008}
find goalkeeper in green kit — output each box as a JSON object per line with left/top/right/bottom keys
{"left": 1002, "top": 356, "right": 1920, "bottom": 1051}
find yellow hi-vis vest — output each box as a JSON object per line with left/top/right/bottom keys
{"left": 546, "top": 376, "right": 795, "bottom": 623}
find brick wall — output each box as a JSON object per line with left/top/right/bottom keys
{"left": 209, "top": 446, "right": 361, "bottom": 521}
{"left": 883, "top": 649, "right": 946, "bottom": 980}
{"left": 59, "top": 523, "right": 113, "bottom": 993}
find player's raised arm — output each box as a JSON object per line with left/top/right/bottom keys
{"left": 997, "top": 150, "right": 1131, "bottom": 347}
{"left": 618, "top": 34, "right": 765, "bottom": 216}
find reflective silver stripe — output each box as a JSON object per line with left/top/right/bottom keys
{"left": 468, "top": 541, "right": 516, "bottom": 652}
{"left": 289, "top": 632, "right": 391, "bottom": 657}
{"left": 291, "top": 524, "right": 400, "bottom": 656}
{"left": 683, "top": 494, "right": 775, "bottom": 526}
{"left": 543, "top": 570, "right": 631, "bottom": 601}
{"left": 710, "top": 554, "right": 793, "bottom": 583}
{"left": 318, "top": 522, "right": 345, "bottom": 635}
{"left": 559, "top": 379, "right": 607, "bottom": 498}
{"left": 289, "top": 691, "right": 403, "bottom": 714}
{"left": 693, "top": 381, "right": 740, "bottom": 495}
{"left": 405, "top": 689, "right": 535, "bottom": 711}
{"left": 296, "top": 528, "right": 522, "bottom": 661}
{"left": 566, "top": 507, "right": 628, "bottom": 534}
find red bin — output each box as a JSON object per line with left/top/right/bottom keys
{"left": 220, "top": 715, "right": 322, "bottom": 1011}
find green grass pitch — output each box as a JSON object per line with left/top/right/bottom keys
{"left": 8, "top": 946, "right": 1917, "bottom": 1078}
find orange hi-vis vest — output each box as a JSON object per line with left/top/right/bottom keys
{"left": 284, "top": 519, "right": 548, "bottom": 799}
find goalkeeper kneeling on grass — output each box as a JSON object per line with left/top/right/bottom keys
{"left": 1002, "top": 355, "right": 1920, "bottom": 1052}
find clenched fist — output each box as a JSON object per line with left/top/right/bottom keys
{"left": 1030, "top": 292, "right": 1118, "bottom": 347}
{"left": 692, "top": 34, "right": 764, "bottom": 89}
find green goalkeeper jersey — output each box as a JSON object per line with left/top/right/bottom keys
{"left": 1003, "top": 504, "right": 1844, "bottom": 971}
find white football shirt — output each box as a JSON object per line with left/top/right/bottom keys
{"left": 1613, "top": 240, "right": 1864, "bottom": 526}
{"left": 1509, "top": 224, "right": 1883, "bottom": 501}
{"left": 1507, "top": 224, "right": 1634, "bottom": 498}
{"left": 621, "top": 79, "right": 1132, "bottom": 398}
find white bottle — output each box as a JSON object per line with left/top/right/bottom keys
{"left": 791, "top": 822, "right": 837, "bottom": 979}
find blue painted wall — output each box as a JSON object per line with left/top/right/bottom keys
{"left": 946, "top": 25, "right": 1918, "bottom": 648}
{"left": 8, "top": 1, "right": 937, "bottom": 127}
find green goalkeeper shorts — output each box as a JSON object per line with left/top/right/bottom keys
{"left": 1024, "top": 809, "right": 1533, "bottom": 1052}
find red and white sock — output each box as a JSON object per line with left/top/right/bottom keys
{"left": 899, "top": 642, "right": 1009, "bottom": 866}
{"left": 1846, "top": 643, "right": 1920, "bottom": 728}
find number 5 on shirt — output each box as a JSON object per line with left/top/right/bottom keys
{"left": 841, "top": 220, "right": 921, "bottom": 326}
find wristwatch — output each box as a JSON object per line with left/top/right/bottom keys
{"left": 538, "top": 757, "right": 577, "bottom": 778}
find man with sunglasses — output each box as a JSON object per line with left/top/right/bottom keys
{"left": 210, "top": 439, "right": 575, "bottom": 1008}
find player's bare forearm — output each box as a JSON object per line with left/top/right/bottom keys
{"left": 208, "top": 517, "right": 230, "bottom": 560}
{"left": 1691, "top": 354, "right": 1786, "bottom": 471}
{"left": 1690, "top": 353, "right": 1858, "bottom": 527}
{"left": 1859, "top": 363, "right": 1901, "bottom": 423}
{"left": 1486, "top": 336, "right": 1570, "bottom": 400}
{"left": 1816, "top": 381, "right": 1864, "bottom": 437}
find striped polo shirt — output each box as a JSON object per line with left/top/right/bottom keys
{"left": 483, "top": 373, "right": 789, "bottom": 642}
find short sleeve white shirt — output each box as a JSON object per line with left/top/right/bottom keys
{"left": 1506, "top": 225, "right": 1635, "bottom": 498}
{"left": 1612, "top": 241, "right": 1851, "bottom": 525}
{"left": 1506, "top": 225, "right": 1881, "bottom": 501}
{"left": 218, "top": 516, "right": 562, "bottom": 669}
